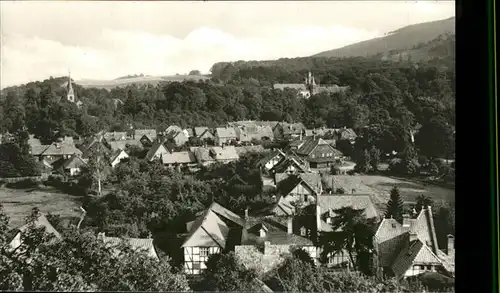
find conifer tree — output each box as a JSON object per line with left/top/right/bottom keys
{"left": 384, "top": 187, "right": 404, "bottom": 223}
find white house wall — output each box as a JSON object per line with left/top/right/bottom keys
{"left": 183, "top": 246, "right": 221, "bottom": 275}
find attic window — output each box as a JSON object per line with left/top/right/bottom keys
{"left": 259, "top": 229, "right": 267, "bottom": 238}
{"left": 391, "top": 223, "right": 396, "bottom": 228}
{"left": 326, "top": 217, "right": 332, "bottom": 224}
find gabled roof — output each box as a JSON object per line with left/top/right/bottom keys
{"left": 296, "top": 138, "right": 341, "bottom": 157}
{"left": 257, "top": 149, "right": 286, "bottom": 167}
{"left": 61, "top": 154, "right": 88, "bottom": 170}
{"left": 215, "top": 127, "right": 237, "bottom": 138}
{"left": 277, "top": 122, "right": 306, "bottom": 135}
{"left": 109, "top": 149, "right": 128, "bottom": 164}
{"left": 9, "top": 213, "right": 62, "bottom": 249}
{"left": 161, "top": 151, "right": 197, "bottom": 165}
{"left": 134, "top": 129, "right": 157, "bottom": 142}
{"left": 318, "top": 195, "right": 379, "bottom": 220}
{"left": 27, "top": 135, "right": 42, "bottom": 148}
{"left": 194, "top": 127, "right": 209, "bottom": 137}
{"left": 271, "top": 157, "right": 308, "bottom": 174}
{"left": 182, "top": 202, "right": 244, "bottom": 248}
{"left": 101, "top": 235, "right": 159, "bottom": 260}
{"left": 391, "top": 239, "right": 443, "bottom": 277}
{"left": 145, "top": 143, "right": 169, "bottom": 161}
{"left": 41, "top": 142, "right": 83, "bottom": 156}
{"left": 276, "top": 173, "right": 321, "bottom": 197}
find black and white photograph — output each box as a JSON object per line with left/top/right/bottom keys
{"left": 0, "top": 1, "right": 456, "bottom": 292}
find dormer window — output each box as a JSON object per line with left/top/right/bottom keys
{"left": 326, "top": 217, "right": 332, "bottom": 224}
{"left": 259, "top": 228, "right": 266, "bottom": 238}
{"left": 300, "top": 227, "right": 307, "bottom": 236}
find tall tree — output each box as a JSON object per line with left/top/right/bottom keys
{"left": 318, "top": 207, "right": 377, "bottom": 274}
{"left": 384, "top": 187, "right": 404, "bottom": 223}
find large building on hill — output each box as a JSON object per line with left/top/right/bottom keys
{"left": 273, "top": 72, "right": 350, "bottom": 99}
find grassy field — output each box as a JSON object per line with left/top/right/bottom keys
{"left": 322, "top": 174, "right": 455, "bottom": 211}
{"left": 0, "top": 186, "right": 82, "bottom": 228}
{"left": 76, "top": 75, "right": 210, "bottom": 89}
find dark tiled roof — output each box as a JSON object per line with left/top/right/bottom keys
{"left": 271, "top": 157, "right": 308, "bottom": 174}
{"left": 194, "top": 127, "right": 209, "bottom": 137}
{"left": 145, "top": 142, "right": 168, "bottom": 161}
{"left": 391, "top": 239, "right": 443, "bottom": 277}
{"left": 318, "top": 195, "right": 379, "bottom": 219}
{"left": 108, "top": 140, "right": 142, "bottom": 151}
{"left": 257, "top": 150, "right": 286, "bottom": 167}
{"left": 243, "top": 216, "right": 313, "bottom": 246}
{"left": 41, "top": 142, "right": 82, "bottom": 156}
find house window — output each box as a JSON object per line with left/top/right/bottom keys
{"left": 419, "top": 265, "right": 425, "bottom": 270}
{"left": 326, "top": 217, "right": 332, "bottom": 224}
{"left": 200, "top": 247, "right": 209, "bottom": 257}
{"left": 300, "top": 227, "right": 307, "bottom": 236}
{"left": 304, "top": 194, "right": 308, "bottom": 202}
{"left": 192, "top": 262, "right": 201, "bottom": 270}
{"left": 426, "top": 265, "right": 432, "bottom": 270}
{"left": 322, "top": 153, "right": 325, "bottom": 157}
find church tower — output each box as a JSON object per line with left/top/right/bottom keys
{"left": 67, "top": 71, "right": 75, "bottom": 103}
{"left": 305, "top": 71, "right": 316, "bottom": 95}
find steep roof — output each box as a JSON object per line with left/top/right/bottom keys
{"left": 145, "top": 142, "right": 168, "bottom": 161}
{"left": 278, "top": 123, "right": 306, "bottom": 135}
{"left": 215, "top": 127, "right": 237, "bottom": 138}
{"left": 318, "top": 195, "right": 379, "bottom": 219}
{"left": 276, "top": 173, "right": 321, "bottom": 197}
{"left": 109, "top": 149, "right": 128, "bottom": 164}
{"left": 161, "top": 151, "right": 197, "bottom": 165}
{"left": 9, "top": 213, "right": 62, "bottom": 250}
{"left": 194, "top": 127, "right": 209, "bottom": 137}
{"left": 257, "top": 149, "right": 286, "bottom": 167}
{"left": 61, "top": 154, "right": 88, "bottom": 170}
{"left": 391, "top": 239, "right": 443, "bottom": 277}
{"left": 271, "top": 157, "right": 308, "bottom": 174}
{"left": 134, "top": 129, "right": 157, "bottom": 141}
{"left": 235, "top": 125, "right": 275, "bottom": 141}
{"left": 182, "top": 202, "right": 244, "bottom": 248}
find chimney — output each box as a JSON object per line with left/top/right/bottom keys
{"left": 447, "top": 235, "right": 455, "bottom": 256}
{"left": 244, "top": 207, "right": 249, "bottom": 220}
{"left": 287, "top": 217, "right": 293, "bottom": 234}
{"left": 402, "top": 214, "right": 411, "bottom": 228}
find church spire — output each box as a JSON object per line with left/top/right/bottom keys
{"left": 67, "top": 70, "right": 75, "bottom": 103}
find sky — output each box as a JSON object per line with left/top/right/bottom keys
{"left": 0, "top": 1, "right": 455, "bottom": 88}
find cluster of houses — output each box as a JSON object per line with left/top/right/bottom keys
{"left": 2, "top": 120, "right": 357, "bottom": 177}
{"left": 2, "top": 119, "right": 454, "bottom": 285}
{"left": 177, "top": 147, "right": 455, "bottom": 280}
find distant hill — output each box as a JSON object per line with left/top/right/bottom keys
{"left": 76, "top": 74, "right": 210, "bottom": 90}
{"left": 314, "top": 17, "right": 455, "bottom": 59}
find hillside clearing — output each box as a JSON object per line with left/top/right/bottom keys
{"left": 322, "top": 175, "right": 454, "bottom": 211}
{"left": 0, "top": 187, "right": 82, "bottom": 228}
